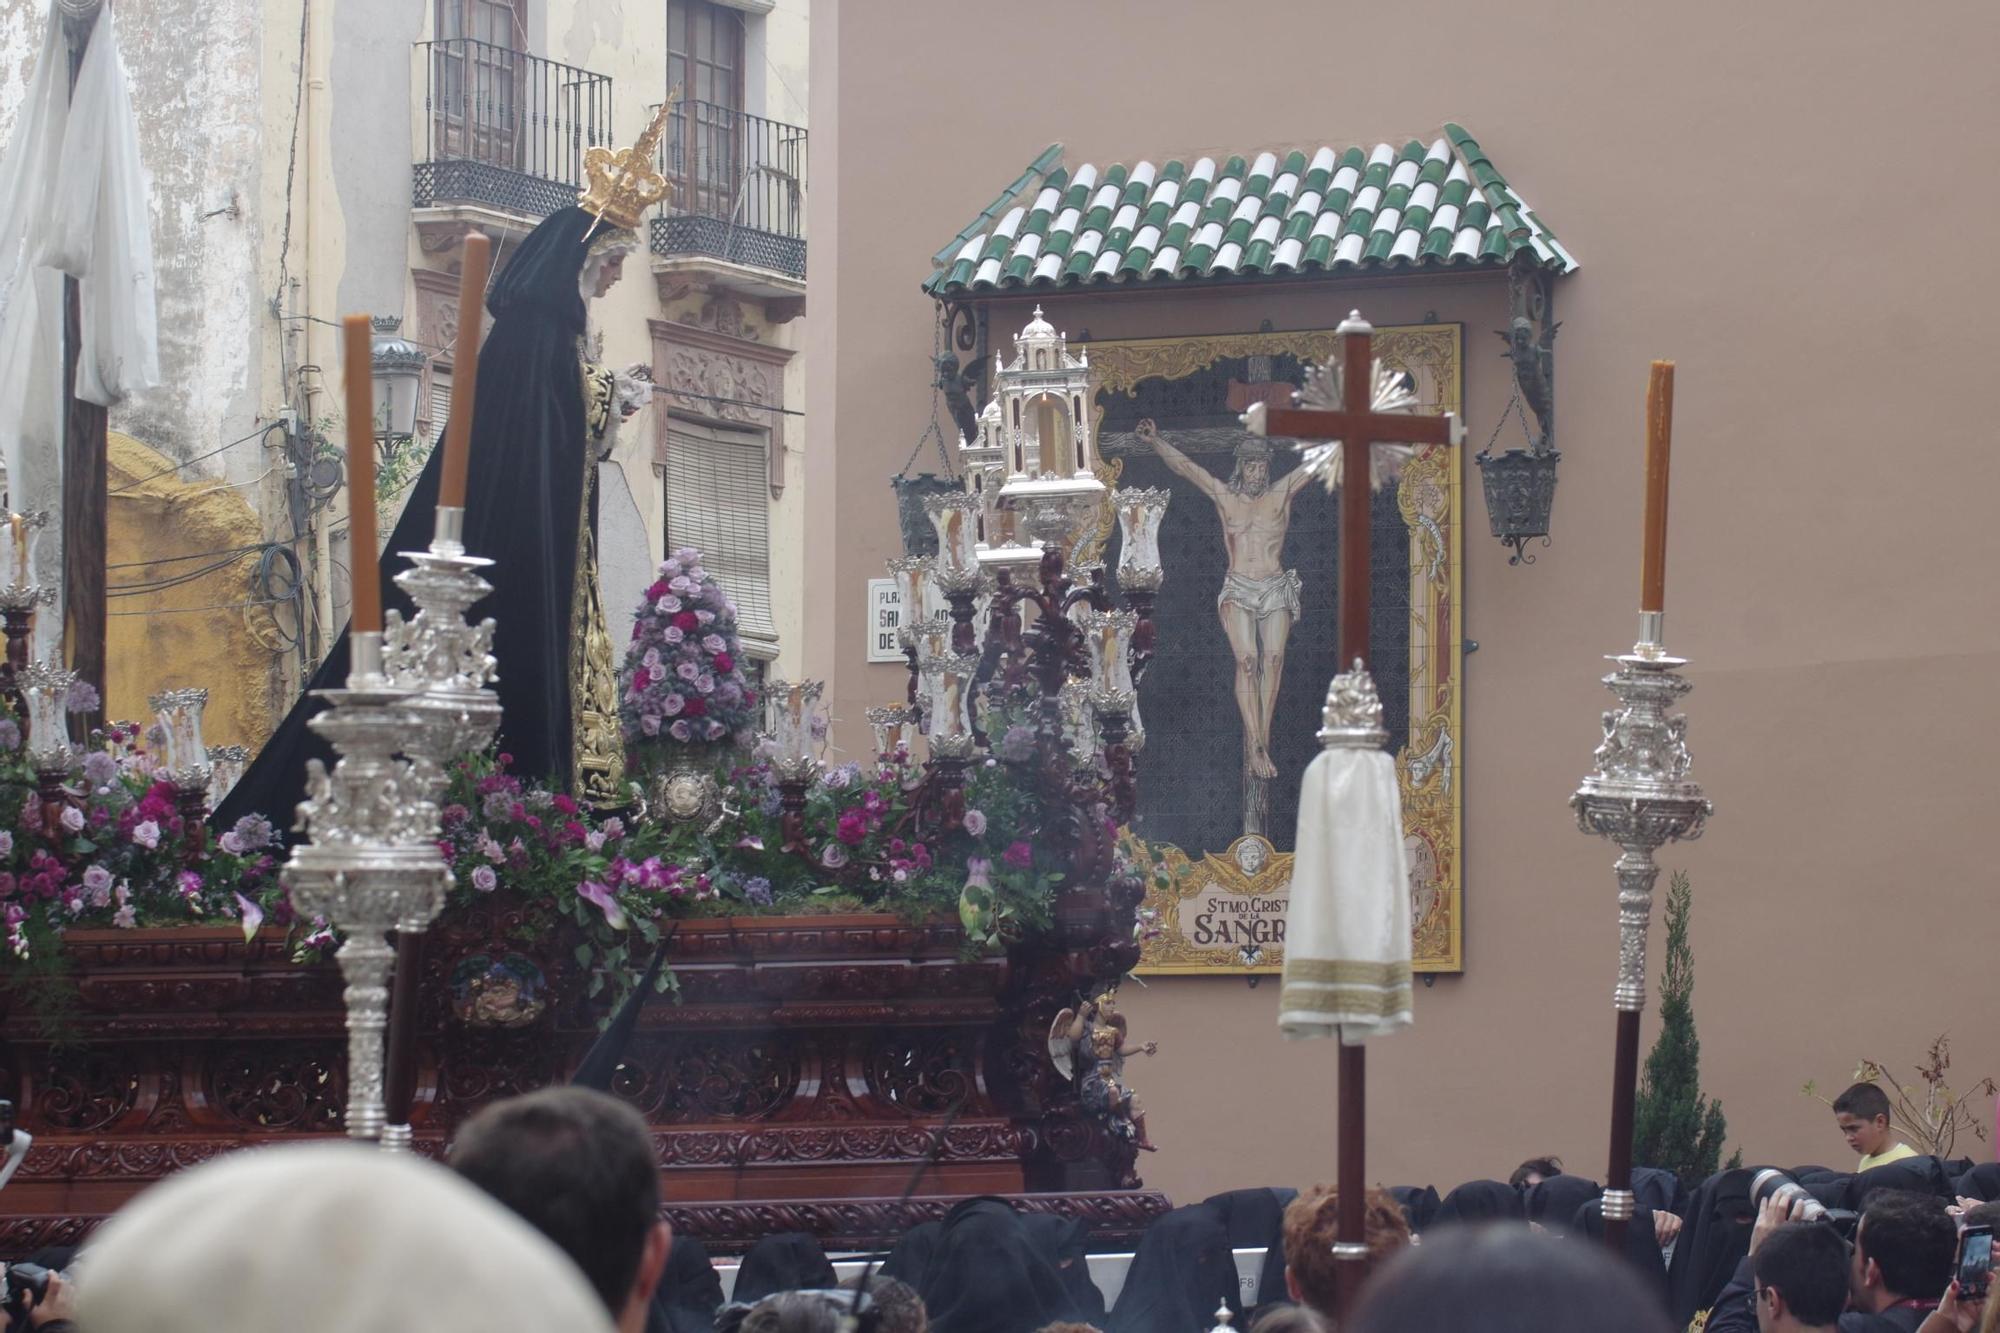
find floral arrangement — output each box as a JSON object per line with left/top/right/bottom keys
{"left": 0, "top": 712, "right": 295, "bottom": 966}
{"left": 619, "top": 547, "right": 758, "bottom": 753}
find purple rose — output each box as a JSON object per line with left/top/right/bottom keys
{"left": 642, "top": 647, "right": 662, "bottom": 669}
{"left": 658, "top": 595, "right": 682, "bottom": 614}
{"left": 820, "top": 843, "right": 849, "bottom": 869}
{"left": 219, "top": 831, "right": 246, "bottom": 855}
{"left": 677, "top": 661, "right": 701, "bottom": 682}
{"left": 963, "top": 808, "right": 988, "bottom": 837}
{"left": 704, "top": 720, "right": 725, "bottom": 740}
{"left": 669, "top": 719, "right": 692, "bottom": 742}
{"left": 664, "top": 626, "right": 685, "bottom": 644}
{"left": 82, "top": 751, "right": 116, "bottom": 786}
{"left": 640, "top": 714, "right": 661, "bottom": 737}
{"left": 661, "top": 693, "right": 685, "bottom": 717}
{"left": 83, "top": 864, "right": 113, "bottom": 893}
{"left": 669, "top": 575, "right": 693, "bottom": 594}
{"left": 702, "top": 634, "right": 727, "bottom": 654}
{"left": 695, "top": 610, "right": 715, "bottom": 626}
{"left": 60, "top": 805, "right": 85, "bottom": 833}
{"left": 470, "top": 865, "right": 498, "bottom": 892}
{"left": 0, "top": 720, "right": 18, "bottom": 751}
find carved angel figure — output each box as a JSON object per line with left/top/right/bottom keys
{"left": 1047, "top": 991, "right": 1158, "bottom": 1151}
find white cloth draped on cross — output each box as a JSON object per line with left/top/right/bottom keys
{"left": 0, "top": 0, "right": 159, "bottom": 518}
{"left": 1244, "top": 311, "right": 1462, "bottom": 1046}
{"left": 1279, "top": 664, "right": 1413, "bottom": 1043}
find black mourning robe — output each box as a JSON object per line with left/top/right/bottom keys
{"left": 1431, "top": 1179, "right": 1526, "bottom": 1230}
{"left": 1200, "top": 1187, "right": 1296, "bottom": 1308}
{"left": 1525, "top": 1175, "right": 1602, "bottom": 1235}
{"left": 1664, "top": 1167, "right": 1755, "bottom": 1328}
{"left": 215, "top": 206, "right": 617, "bottom": 835}
{"left": 1107, "top": 1203, "right": 1240, "bottom": 1333}
{"left": 919, "top": 1198, "right": 1075, "bottom": 1333}
{"left": 731, "top": 1232, "right": 836, "bottom": 1306}
{"left": 1574, "top": 1197, "right": 1672, "bottom": 1309}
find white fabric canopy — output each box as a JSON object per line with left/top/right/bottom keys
{"left": 1279, "top": 745, "right": 1414, "bottom": 1044}
{"left": 0, "top": 0, "right": 158, "bottom": 553}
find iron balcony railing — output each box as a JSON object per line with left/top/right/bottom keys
{"left": 651, "top": 100, "right": 807, "bottom": 280}
{"left": 414, "top": 39, "right": 613, "bottom": 219}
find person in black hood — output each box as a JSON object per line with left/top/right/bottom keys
{"left": 215, "top": 203, "right": 641, "bottom": 835}
{"left": 1022, "top": 1212, "right": 1106, "bottom": 1325}
{"left": 1108, "top": 1203, "right": 1239, "bottom": 1332}
{"left": 1201, "top": 1188, "right": 1297, "bottom": 1309}
{"left": 1955, "top": 1161, "right": 2000, "bottom": 1203}
{"left": 1431, "top": 1180, "right": 1526, "bottom": 1230}
{"left": 918, "top": 1197, "right": 1074, "bottom": 1333}
{"left": 1525, "top": 1176, "right": 1601, "bottom": 1236}
{"left": 1665, "top": 1167, "right": 1757, "bottom": 1328}
{"left": 650, "top": 1234, "right": 726, "bottom": 1333}
{"left": 1385, "top": 1186, "right": 1442, "bottom": 1236}
{"left": 1572, "top": 1197, "right": 1671, "bottom": 1308}
{"left": 733, "top": 1234, "right": 837, "bottom": 1307}
{"left": 877, "top": 1219, "right": 942, "bottom": 1291}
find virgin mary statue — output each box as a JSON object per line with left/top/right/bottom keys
{"left": 216, "top": 197, "right": 646, "bottom": 833}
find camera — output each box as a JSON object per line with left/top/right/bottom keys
{"left": 1750, "top": 1168, "right": 1859, "bottom": 1239}
{"left": 3, "top": 1263, "right": 55, "bottom": 1327}
{"left": 1751, "top": 1168, "right": 1827, "bottom": 1223}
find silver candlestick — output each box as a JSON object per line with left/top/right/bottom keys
{"left": 1570, "top": 614, "right": 1713, "bottom": 1234}
{"left": 374, "top": 504, "right": 502, "bottom": 1152}
{"left": 281, "top": 633, "right": 450, "bottom": 1143}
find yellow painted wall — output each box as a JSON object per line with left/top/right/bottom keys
{"left": 105, "top": 432, "right": 283, "bottom": 749}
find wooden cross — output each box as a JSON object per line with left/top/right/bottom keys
{"left": 1243, "top": 310, "right": 1464, "bottom": 672}
{"left": 1240, "top": 309, "right": 1463, "bottom": 1317}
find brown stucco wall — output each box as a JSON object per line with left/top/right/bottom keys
{"left": 810, "top": 0, "right": 2000, "bottom": 1202}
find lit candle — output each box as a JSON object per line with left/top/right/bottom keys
{"left": 437, "top": 233, "right": 491, "bottom": 512}
{"left": 343, "top": 315, "right": 382, "bottom": 633}
{"left": 1641, "top": 360, "right": 1675, "bottom": 614}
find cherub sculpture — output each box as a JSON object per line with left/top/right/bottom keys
{"left": 1048, "top": 990, "right": 1158, "bottom": 1151}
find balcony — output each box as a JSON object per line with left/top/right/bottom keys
{"left": 650, "top": 101, "right": 807, "bottom": 314}
{"left": 413, "top": 39, "right": 613, "bottom": 245}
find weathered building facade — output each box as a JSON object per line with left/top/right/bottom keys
{"left": 0, "top": 0, "right": 811, "bottom": 743}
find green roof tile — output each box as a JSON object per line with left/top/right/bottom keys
{"left": 924, "top": 128, "right": 1574, "bottom": 294}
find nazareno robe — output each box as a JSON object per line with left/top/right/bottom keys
{"left": 215, "top": 206, "right": 628, "bottom": 837}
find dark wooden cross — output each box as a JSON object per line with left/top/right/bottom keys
{"left": 61, "top": 4, "right": 109, "bottom": 731}
{"left": 1245, "top": 311, "right": 1464, "bottom": 673}
{"left": 1242, "top": 309, "right": 1463, "bottom": 1317}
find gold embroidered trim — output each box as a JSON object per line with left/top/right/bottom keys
{"left": 1278, "top": 986, "right": 1413, "bottom": 1017}
{"left": 571, "top": 351, "right": 626, "bottom": 808}
{"left": 1282, "top": 959, "right": 1413, "bottom": 986}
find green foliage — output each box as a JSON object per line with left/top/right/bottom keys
{"left": 1632, "top": 870, "right": 1737, "bottom": 1186}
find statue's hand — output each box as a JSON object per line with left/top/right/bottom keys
{"left": 1134, "top": 418, "right": 1158, "bottom": 445}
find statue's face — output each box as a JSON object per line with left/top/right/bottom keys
{"left": 1233, "top": 457, "right": 1270, "bottom": 496}
{"left": 591, "top": 253, "right": 626, "bottom": 298}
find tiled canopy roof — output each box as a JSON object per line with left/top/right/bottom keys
{"left": 925, "top": 124, "right": 1575, "bottom": 296}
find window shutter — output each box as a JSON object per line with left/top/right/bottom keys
{"left": 426, "top": 366, "right": 452, "bottom": 445}
{"left": 663, "top": 418, "right": 775, "bottom": 651}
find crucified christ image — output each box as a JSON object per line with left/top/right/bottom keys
{"left": 1136, "top": 419, "right": 1315, "bottom": 826}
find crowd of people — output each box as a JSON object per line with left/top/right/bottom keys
{"left": 5, "top": 1080, "right": 1996, "bottom": 1332}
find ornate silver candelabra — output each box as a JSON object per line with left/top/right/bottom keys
{"left": 372, "top": 505, "right": 501, "bottom": 1151}
{"left": 1570, "top": 614, "right": 1713, "bottom": 1228}
{"left": 281, "top": 633, "right": 451, "bottom": 1143}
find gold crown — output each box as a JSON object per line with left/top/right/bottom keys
{"left": 578, "top": 87, "right": 680, "bottom": 234}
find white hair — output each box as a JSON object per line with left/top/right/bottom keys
{"left": 75, "top": 1143, "right": 614, "bottom": 1333}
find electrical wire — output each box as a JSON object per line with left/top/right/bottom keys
{"left": 108, "top": 422, "right": 287, "bottom": 496}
